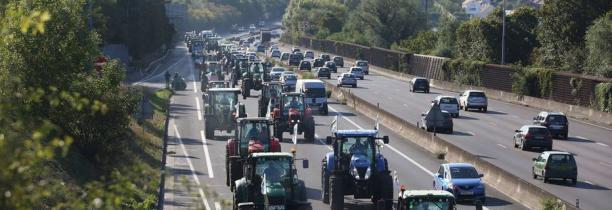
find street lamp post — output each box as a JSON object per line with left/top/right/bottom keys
{"left": 501, "top": 0, "right": 506, "bottom": 65}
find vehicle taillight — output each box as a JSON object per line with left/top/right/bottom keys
{"left": 270, "top": 139, "right": 281, "bottom": 152}
{"left": 524, "top": 133, "right": 531, "bottom": 140}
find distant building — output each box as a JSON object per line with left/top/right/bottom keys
{"left": 462, "top": 0, "right": 495, "bottom": 18}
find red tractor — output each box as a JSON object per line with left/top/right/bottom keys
{"left": 225, "top": 117, "right": 281, "bottom": 190}
{"left": 270, "top": 93, "right": 316, "bottom": 142}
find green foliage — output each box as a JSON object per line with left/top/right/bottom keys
{"left": 585, "top": 11, "right": 612, "bottom": 78}
{"left": 299, "top": 71, "right": 316, "bottom": 79}
{"left": 540, "top": 198, "right": 564, "bottom": 210}
{"left": 391, "top": 30, "right": 438, "bottom": 54}
{"left": 594, "top": 83, "right": 612, "bottom": 113}
{"left": 433, "top": 15, "right": 459, "bottom": 57}
{"left": 441, "top": 59, "right": 484, "bottom": 86}
{"left": 97, "top": 0, "right": 175, "bottom": 59}
{"left": 179, "top": 0, "right": 289, "bottom": 31}
{"left": 282, "top": 0, "right": 348, "bottom": 38}
{"left": 535, "top": 0, "right": 612, "bottom": 70}
{"left": 454, "top": 18, "right": 500, "bottom": 63}
{"left": 511, "top": 66, "right": 554, "bottom": 98}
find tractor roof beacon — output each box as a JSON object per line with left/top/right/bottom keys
{"left": 322, "top": 120, "right": 394, "bottom": 210}
{"left": 203, "top": 88, "right": 245, "bottom": 139}
{"left": 225, "top": 117, "right": 282, "bottom": 190}
{"left": 270, "top": 93, "right": 316, "bottom": 142}
{"left": 233, "top": 152, "right": 311, "bottom": 210}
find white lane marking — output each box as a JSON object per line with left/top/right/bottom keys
{"left": 584, "top": 180, "right": 594, "bottom": 185}
{"left": 570, "top": 118, "right": 612, "bottom": 132}
{"left": 315, "top": 134, "right": 333, "bottom": 150}
{"left": 215, "top": 201, "right": 221, "bottom": 210}
{"left": 135, "top": 56, "right": 185, "bottom": 84}
{"left": 195, "top": 97, "right": 202, "bottom": 121}
{"left": 172, "top": 123, "right": 211, "bottom": 210}
{"left": 191, "top": 62, "right": 198, "bottom": 93}
{"left": 489, "top": 121, "right": 497, "bottom": 127}
{"left": 596, "top": 142, "right": 609, "bottom": 147}
{"left": 200, "top": 130, "right": 215, "bottom": 178}
{"left": 599, "top": 161, "right": 612, "bottom": 168}
{"left": 328, "top": 105, "right": 491, "bottom": 210}
{"left": 467, "top": 131, "right": 476, "bottom": 136}
{"left": 576, "top": 136, "right": 589, "bottom": 140}
{"left": 497, "top": 144, "right": 507, "bottom": 149}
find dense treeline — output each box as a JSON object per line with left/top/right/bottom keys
{"left": 1, "top": 0, "right": 162, "bottom": 208}
{"left": 174, "top": 0, "right": 289, "bottom": 31}
{"left": 96, "top": 0, "right": 175, "bottom": 59}
{"left": 284, "top": 0, "right": 612, "bottom": 77}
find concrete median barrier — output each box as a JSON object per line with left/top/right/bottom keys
{"left": 325, "top": 81, "right": 580, "bottom": 210}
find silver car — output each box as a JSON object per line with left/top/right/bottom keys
{"left": 355, "top": 60, "right": 369, "bottom": 75}
{"left": 337, "top": 73, "right": 357, "bottom": 88}
{"left": 270, "top": 67, "right": 285, "bottom": 81}
{"left": 349, "top": 67, "right": 364, "bottom": 80}
{"left": 433, "top": 96, "right": 460, "bottom": 118}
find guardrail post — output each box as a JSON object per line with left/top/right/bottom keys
{"left": 576, "top": 198, "right": 579, "bottom": 208}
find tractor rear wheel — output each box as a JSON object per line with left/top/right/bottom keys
{"left": 374, "top": 174, "right": 394, "bottom": 210}
{"left": 229, "top": 159, "right": 243, "bottom": 192}
{"left": 322, "top": 172, "right": 330, "bottom": 204}
{"left": 330, "top": 174, "right": 344, "bottom": 210}
{"left": 304, "top": 118, "right": 315, "bottom": 142}
{"left": 205, "top": 118, "right": 214, "bottom": 139}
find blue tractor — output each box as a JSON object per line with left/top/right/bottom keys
{"left": 321, "top": 128, "right": 393, "bottom": 210}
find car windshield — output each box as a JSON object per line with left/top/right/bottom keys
{"left": 318, "top": 68, "right": 329, "bottom": 72}
{"left": 357, "top": 62, "right": 368, "bottom": 66}
{"left": 469, "top": 92, "right": 486, "bottom": 97}
{"left": 255, "top": 157, "right": 292, "bottom": 184}
{"left": 214, "top": 92, "right": 237, "bottom": 107}
{"left": 548, "top": 154, "right": 576, "bottom": 167}
{"left": 439, "top": 98, "right": 458, "bottom": 104}
{"left": 547, "top": 115, "right": 567, "bottom": 125}
{"left": 326, "top": 62, "right": 335, "bottom": 67}
{"left": 351, "top": 68, "right": 361, "bottom": 73}
{"left": 343, "top": 74, "right": 354, "bottom": 78}
{"left": 404, "top": 198, "right": 452, "bottom": 210}
{"left": 449, "top": 166, "right": 479, "bottom": 179}
{"left": 305, "top": 88, "right": 326, "bottom": 98}
{"left": 415, "top": 79, "right": 428, "bottom": 85}
{"left": 272, "top": 68, "right": 285, "bottom": 72}
{"left": 284, "top": 75, "right": 297, "bottom": 81}
{"left": 341, "top": 137, "right": 374, "bottom": 161}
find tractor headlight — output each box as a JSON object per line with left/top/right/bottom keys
{"left": 351, "top": 168, "right": 359, "bottom": 179}
{"left": 364, "top": 168, "right": 371, "bottom": 180}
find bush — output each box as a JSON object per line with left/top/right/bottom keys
{"left": 541, "top": 198, "right": 563, "bottom": 210}
{"left": 594, "top": 83, "right": 612, "bottom": 113}
{"left": 441, "top": 59, "right": 484, "bottom": 86}
{"left": 511, "top": 66, "right": 553, "bottom": 98}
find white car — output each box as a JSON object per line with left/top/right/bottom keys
{"left": 337, "top": 73, "right": 357, "bottom": 88}
{"left": 432, "top": 96, "right": 460, "bottom": 118}
{"left": 459, "top": 90, "right": 488, "bottom": 112}
{"left": 355, "top": 60, "right": 369, "bottom": 75}
{"left": 349, "top": 67, "right": 364, "bottom": 80}
{"left": 270, "top": 67, "right": 285, "bottom": 81}
{"left": 281, "top": 73, "right": 298, "bottom": 91}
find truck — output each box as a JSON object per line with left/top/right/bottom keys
{"left": 260, "top": 30, "right": 272, "bottom": 44}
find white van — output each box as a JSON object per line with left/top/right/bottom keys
{"left": 295, "top": 79, "right": 328, "bottom": 115}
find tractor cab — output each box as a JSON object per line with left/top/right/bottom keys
{"left": 225, "top": 118, "right": 281, "bottom": 190}
{"left": 271, "top": 93, "right": 315, "bottom": 142}
{"left": 396, "top": 189, "right": 456, "bottom": 210}
{"left": 203, "top": 88, "right": 245, "bottom": 138}
{"left": 258, "top": 81, "right": 285, "bottom": 117}
{"left": 234, "top": 152, "right": 310, "bottom": 210}
{"left": 322, "top": 127, "right": 393, "bottom": 209}
{"left": 205, "top": 61, "right": 224, "bottom": 82}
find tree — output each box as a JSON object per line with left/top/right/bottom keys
{"left": 454, "top": 18, "right": 500, "bottom": 63}
{"left": 391, "top": 31, "right": 438, "bottom": 54}
{"left": 487, "top": 7, "right": 539, "bottom": 65}
{"left": 433, "top": 15, "right": 460, "bottom": 57}
{"left": 349, "top": 0, "right": 427, "bottom": 47}
{"left": 282, "top": 0, "right": 347, "bottom": 38}
{"left": 585, "top": 11, "right": 612, "bottom": 77}
{"left": 535, "top": 0, "right": 612, "bottom": 70}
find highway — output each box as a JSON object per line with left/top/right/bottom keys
{"left": 275, "top": 42, "right": 612, "bottom": 210}
{"left": 135, "top": 35, "right": 527, "bottom": 209}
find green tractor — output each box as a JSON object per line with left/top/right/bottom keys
{"left": 170, "top": 73, "right": 187, "bottom": 91}
{"left": 241, "top": 62, "right": 269, "bottom": 99}
{"left": 270, "top": 93, "right": 316, "bottom": 142}
{"left": 396, "top": 188, "right": 456, "bottom": 210}
{"left": 203, "top": 88, "right": 246, "bottom": 139}
{"left": 225, "top": 117, "right": 281, "bottom": 190}
{"left": 258, "top": 82, "right": 285, "bottom": 117}
{"left": 233, "top": 152, "right": 311, "bottom": 210}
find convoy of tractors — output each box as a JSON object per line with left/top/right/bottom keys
{"left": 179, "top": 30, "right": 462, "bottom": 210}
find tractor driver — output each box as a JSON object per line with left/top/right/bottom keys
{"left": 285, "top": 96, "right": 302, "bottom": 109}
{"left": 218, "top": 94, "right": 231, "bottom": 107}
{"left": 350, "top": 140, "right": 368, "bottom": 155}
{"left": 263, "top": 161, "right": 282, "bottom": 182}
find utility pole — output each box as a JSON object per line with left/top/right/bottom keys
{"left": 501, "top": 0, "right": 506, "bottom": 65}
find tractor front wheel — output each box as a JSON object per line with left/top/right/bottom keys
{"left": 373, "top": 173, "right": 394, "bottom": 210}
{"left": 304, "top": 118, "right": 316, "bottom": 142}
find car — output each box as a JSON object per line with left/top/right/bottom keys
{"left": 433, "top": 163, "right": 486, "bottom": 203}
{"left": 281, "top": 73, "right": 297, "bottom": 91}
{"left": 256, "top": 45, "right": 266, "bottom": 53}
{"left": 280, "top": 52, "right": 290, "bottom": 61}
{"left": 289, "top": 53, "right": 302, "bottom": 66}
{"left": 313, "top": 58, "right": 325, "bottom": 68}
{"left": 348, "top": 67, "right": 364, "bottom": 80}
{"left": 432, "top": 96, "right": 460, "bottom": 118}
{"left": 296, "top": 79, "right": 328, "bottom": 114}
{"left": 459, "top": 90, "right": 488, "bottom": 112}
{"left": 298, "top": 60, "right": 312, "bottom": 71}
{"left": 420, "top": 103, "right": 453, "bottom": 134}
{"left": 409, "top": 77, "right": 430, "bottom": 93}
{"left": 315, "top": 67, "right": 331, "bottom": 79}
{"left": 324, "top": 61, "right": 337, "bottom": 73}
{"left": 337, "top": 73, "right": 357, "bottom": 88}
{"left": 533, "top": 112, "right": 569, "bottom": 139}
{"left": 333, "top": 56, "right": 344, "bottom": 67}
{"left": 271, "top": 50, "right": 281, "bottom": 58}
{"left": 532, "top": 151, "right": 577, "bottom": 184}
{"left": 269, "top": 67, "right": 285, "bottom": 81}
{"left": 304, "top": 50, "right": 315, "bottom": 60}
{"left": 513, "top": 125, "right": 553, "bottom": 151}
{"left": 292, "top": 48, "right": 301, "bottom": 53}
{"left": 269, "top": 45, "right": 278, "bottom": 52}
{"left": 320, "top": 54, "right": 331, "bottom": 62}
{"left": 249, "top": 24, "right": 257, "bottom": 34}
{"left": 355, "top": 60, "right": 369, "bottom": 74}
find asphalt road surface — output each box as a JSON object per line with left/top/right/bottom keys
{"left": 274, "top": 41, "right": 612, "bottom": 210}
{"left": 134, "top": 34, "right": 527, "bottom": 209}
